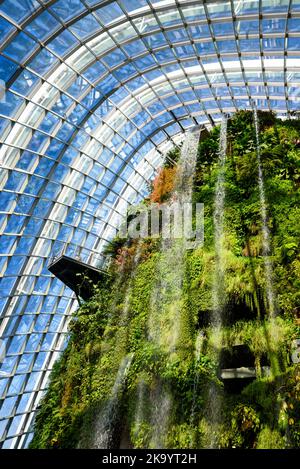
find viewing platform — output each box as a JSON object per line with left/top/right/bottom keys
{"left": 48, "top": 244, "right": 110, "bottom": 301}
{"left": 219, "top": 344, "right": 271, "bottom": 393}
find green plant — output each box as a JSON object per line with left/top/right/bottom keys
{"left": 257, "top": 427, "right": 286, "bottom": 449}
{"left": 229, "top": 404, "right": 260, "bottom": 448}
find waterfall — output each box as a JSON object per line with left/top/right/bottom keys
{"left": 190, "top": 330, "right": 205, "bottom": 447}
{"left": 132, "top": 378, "right": 147, "bottom": 440}
{"left": 212, "top": 116, "right": 228, "bottom": 325}
{"left": 203, "top": 116, "right": 228, "bottom": 448}
{"left": 148, "top": 130, "right": 200, "bottom": 348}
{"left": 146, "top": 130, "right": 200, "bottom": 447}
{"left": 253, "top": 108, "right": 276, "bottom": 317}
{"left": 92, "top": 353, "right": 133, "bottom": 448}
{"left": 149, "top": 383, "right": 172, "bottom": 449}
{"left": 91, "top": 244, "right": 142, "bottom": 449}
{"left": 92, "top": 131, "right": 200, "bottom": 450}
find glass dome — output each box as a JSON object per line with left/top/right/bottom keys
{"left": 0, "top": 0, "right": 299, "bottom": 448}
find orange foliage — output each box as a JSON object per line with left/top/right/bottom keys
{"left": 115, "top": 244, "right": 137, "bottom": 272}
{"left": 149, "top": 167, "right": 177, "bottom": 204}
{"left": 114, "top": 239, "right": 157, "bottom": 273}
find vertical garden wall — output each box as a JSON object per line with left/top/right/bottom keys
{"left": 30, "top": 111, "right": 300, "bottom": 449}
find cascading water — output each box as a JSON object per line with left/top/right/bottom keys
{"left": 190, "top": 331, "right": 205, "bottom": 425}
{"left": 91, "top": 245, "right": 143, "bottom": 449}
{"left": 253, "top": 108, "right": 276, "bottom": 317}
{"left": 132, "top": 378, "right": 147, "bottom": 441}
{"left": 145, "top": 130, "right": 200, "bottom": 447}
{"left": 92, "top": 353, "right": 133, "bottom": 448}
{"left": 90, "top": 131, "right": 200, "bottom": 450}
{"left": 148, "top": 130, "right": 200, "bottom": 344}
{"left": 149, "top": 383, "right": 172, "bottom": 449}
{"left": 203, "top": 116, "right": 228, "bottom": 448}
{"left": 253, "top": 109, "right": 282, "bottom": 378}
{"left": 212, "top": 116, "right": 228, "bottom": 325}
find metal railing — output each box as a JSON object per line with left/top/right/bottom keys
{"left": 48, "top": 243, "right": 111, "bottom": 272}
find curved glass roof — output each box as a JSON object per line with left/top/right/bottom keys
{"left": 0, "top": 0, "right": 299, "bottom": 448}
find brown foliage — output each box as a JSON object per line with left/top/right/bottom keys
{"left": 114, "top": 239, "right": 157, "bottom": 273}
{"left": 149, "top": 166, "right": 177, "bottom": 203}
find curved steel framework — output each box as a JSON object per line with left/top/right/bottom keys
{"left": 0, "top": 0, "right": 299, "bottom": 448}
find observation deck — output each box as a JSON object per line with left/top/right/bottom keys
{"left": 219, "top": 344, "right": 271, "bottom": 393}
{"left": 48, "top": 244, "right": 110, "bottom": 301}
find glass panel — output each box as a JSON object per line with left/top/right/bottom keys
{"left": 0, "top": 16, "right": 16, "bottom": 41}
{"left": 195, "top": 41, "right": 216, "bottom": 55}
{"left": 70, "top": 13, "right": 101, "bottom": 40}
{"left": 263, "top": 37, "right": 285, "bottom": 51}
{"left": 48, "top": 30, "right": 79, "bottom": 57}
{"left": 236, "top": 19, "right": 259, "bottom": 35}
{"left": 50, "top": 0, "right": 85, "bottom": 21}
{"left": 166, "top": 28, "right": 189, "bottom": 43}
{"left": 262, "top": 18, "right": 286, "bottom": 34}
{"left": 288, "top": 37, "right": 300, "bottom": 50}
{"left": 217, "top": 40, "right": 237, "bottom": 53}
{"left": 234, "top": 0, "right": 259, "bottom": 15}
{"left": 25, "top": 11, "right": 60, "bottom": 41}
{"left": 288, "top": 18, "right": 300, "bottom": 32}
{"left": 110, "top": 23, "right": 137, "bottom": 43}
{"left": 119, "top": 0, "right": 148, "bottom": 12}
{"left": 212, "top": 21, "right": 234, "bottom": 37}
{"left": 0, "top": 55, "right": 18, "bottom": 82}
{"left": 207, "top": 1, "right": 232, "bottom": 17}
{"left": 292, "top": 0, "right": 300, "bottom": 10}
{"left": 143, "top": 32, "right": 167, "bottom": 48}
{"left": 102, "top": 49, "right": 127, "bottom": 68}
{"left": 28, "top": 49, "right": 59, "bottom": 75}
{"left": 239, "top": 38, "right": 260, "bottom": 52}
{"left": 95, "top": 2, "right": 125, "bottom": 25}
{"left": 157, "top": 9, "right": 182, "bottom": 27}
{"left": 182, "top": 5, "right": 205, "bottom": 21}
{"left": 0, "top": 396, "right": 18, "bottom": 418}
{"left": 83, "top": 61, "right": 106, "bottom": 83}
{"left": 11, "top": 69, "right": 40, "bottom": 96}
{"left": 262, "top": 0, "right": 289, "bottom": 13}
{"left": 155, "top": 48, "right": 175, "bottom": 63}
{"left": 0, "top": 0, "right": 39, "bottom": 23}
{"left": 4, "top": 33, "right": 38, "bottom": 63}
